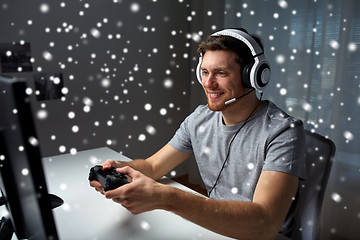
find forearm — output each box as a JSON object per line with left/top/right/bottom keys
{"left": 161, "top": 185, "right": 278, "bottom": 240}
{"left": 114, "top": 144, "right": 191, "bottom": 181}
{"left": 115, "top": 159, "right": 157, "bottom": 179}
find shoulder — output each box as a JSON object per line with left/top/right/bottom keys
{"left": 259, "top": 101, "right": 307, "bottom": 179}
{"left": 259, "top": 100, "right": 305, "bottom": 142}
{"left": 263, "top": 100, "right": 303, "bottom": 129}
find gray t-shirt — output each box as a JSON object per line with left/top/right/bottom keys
{"left": 168, "top": 100, "right": 306, "bottom": 235}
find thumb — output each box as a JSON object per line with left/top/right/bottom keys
{"left": 116, "top": 166, "right": 139, "bottom": 179}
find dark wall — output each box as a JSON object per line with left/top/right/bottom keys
{"left": 0, "top": 0, "right": 195, "bottom": 159}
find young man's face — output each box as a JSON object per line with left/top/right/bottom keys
{"left": 200, "top": 50, "right": 245, "bottom": 111}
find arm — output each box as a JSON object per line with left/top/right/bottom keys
{"left": 106, "top": 168, "right": 298, "bottom": 240}
{"left": 165, "top": 171, "right": 298, "bottom": 240}
{"left": 129, "top": 143, "right": 192, "bottom": 180}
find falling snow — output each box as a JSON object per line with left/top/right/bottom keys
{"left": 0, "top": 0, "right": 359, "bottom": 239}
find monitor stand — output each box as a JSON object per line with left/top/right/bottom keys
{"left": 0, "top": 194, "right": 63, "bottom": 240}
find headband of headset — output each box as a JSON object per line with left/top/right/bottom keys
{"left": 196, "top": 29, "right": 270, "bottom": 92}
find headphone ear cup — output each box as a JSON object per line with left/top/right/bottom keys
{"left": 255, "top": 62, "right": 271, "bottom": 89}
{"left": 196, "top": 55, "right": 203, "bottom": 85}
{"left": 241, "top": 63, "right": 253, "bottom": 89}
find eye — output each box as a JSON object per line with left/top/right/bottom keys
{"left": 216, "top": 71, "right": 227, "bottom": 77}
{"left": 201, "top": 70, "right": 209, "bottom": 76}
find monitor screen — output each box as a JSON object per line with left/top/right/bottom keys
{"left": 0, "top": 75, "right": 59, "bottom": 239}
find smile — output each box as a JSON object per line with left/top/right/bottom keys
{"left": 208, "top": 92, "right": 224, "bottom": 99}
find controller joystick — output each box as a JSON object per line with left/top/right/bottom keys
{"left": 89, "top": 165, "right": 129, "bottom": 191}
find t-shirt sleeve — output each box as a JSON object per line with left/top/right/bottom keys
{"left": 262, "top": 120, "right": 307, "bottom": 180}
{"left": 168, "top": 114, "right": 194, "bottom": 154}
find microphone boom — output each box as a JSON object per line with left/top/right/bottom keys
{"left": 224, "top": 89, "right": 255, "bottom": 105}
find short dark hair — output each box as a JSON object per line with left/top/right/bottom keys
{"left": 197, "top": 28, "right": 264, "bottom": 68}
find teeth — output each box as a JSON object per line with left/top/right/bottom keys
{"left": 210, "top": 93, "right": 221, "bottom": 97}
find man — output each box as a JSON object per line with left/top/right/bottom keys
{"left": 90, "top": 28, "right": 306, "bottom": 240}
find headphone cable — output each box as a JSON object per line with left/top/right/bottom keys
{"left": 208, "top": 93, "right": 263, "bottom": 197}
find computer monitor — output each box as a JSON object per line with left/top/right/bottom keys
{"left": 0, "top": 75, "right": 61, "bottom": 239}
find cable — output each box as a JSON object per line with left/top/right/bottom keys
{"left": 208, "top": 93, "right": 263, "bottom": 197}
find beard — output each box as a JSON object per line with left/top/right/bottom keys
{"left": 207, "top": 99, "right": 227, "bottom": 112}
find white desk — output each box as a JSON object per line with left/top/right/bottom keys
{"left": 42, "top": 147, "right": 234, "bottom": 240}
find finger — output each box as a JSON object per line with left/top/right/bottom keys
{"left": 105, "top": 186, "right": 127, "bottom": 199}
{"left": 112, "top": 195, "right": 125, "bottom": 203}
{"left": 101, "top": 159, "right": 116, "bottom": 170}
{"left": 115, "top": 166, "right": 138, "bottom": 179}
{"left": 89, "top": 180, "right": 102, "bottom": 188}
{"left": 95, "top": 187, "right": 105, "bottom": 195}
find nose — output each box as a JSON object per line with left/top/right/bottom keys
{"left": 202, "top": 73, "right": 217, "bottom": 89}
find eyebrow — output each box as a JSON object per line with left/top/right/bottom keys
{"left": 200, "top": 66, "right": 233, "bottom": 71}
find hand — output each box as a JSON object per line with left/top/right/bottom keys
{"left": 89, "top": 159, "right": 121, "bottom": 194}
{"left": 100, "top": 158, "right": 121, "bottom": 170}
{"left": 105, "top": 166, "right": 166, "bottom": 215}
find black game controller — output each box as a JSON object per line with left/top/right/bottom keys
{"left": 88, "top": 165, "right": 129, "bottom": 191}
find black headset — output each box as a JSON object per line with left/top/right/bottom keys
{"left": 196, "top": 29, "right": 271, "bottom": 92}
